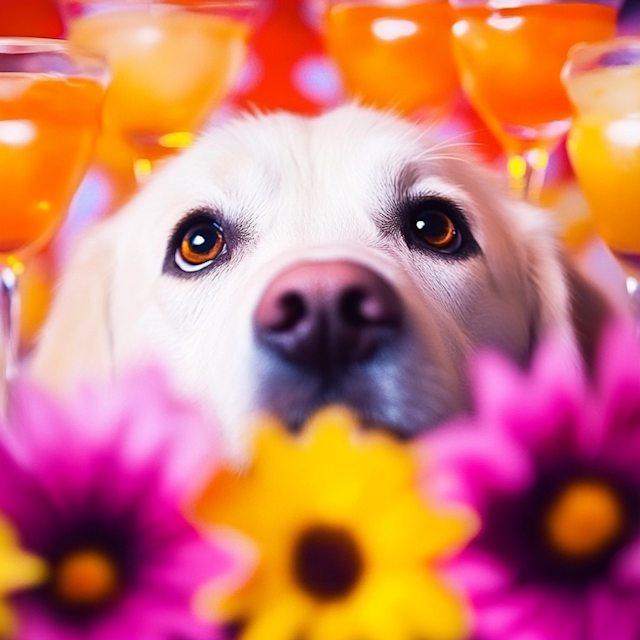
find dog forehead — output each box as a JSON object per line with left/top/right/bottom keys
{"left": 198, "top": 105, "right": 425, "bottom": 173}
{"left": 160, "top": 106, "right": 433, "bottom": 220}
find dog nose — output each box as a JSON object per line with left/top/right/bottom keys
{"left": 254, "top": 260, "right": 403, "bottom": 371}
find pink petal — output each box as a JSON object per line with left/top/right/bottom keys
{"left": 587, "top": 582, "right": 640, "bottom": 640}
{"left": 474, "top": 587, "right": 581, "bottom": 640}
{"left": 423, "top": 426, "right": 534, "bottom": 510}
{"left": 471, "top": 341, "right": 593, "bottom": 464}
{"left": 444, "top": 548, "right": 514, "bottom": 598}
{"left": 612, "top": 538, "right": 640, "bottom": 588}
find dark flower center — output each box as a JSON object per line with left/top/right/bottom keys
{"left": 32, "top": 516, "right": 135, "bottom": 625}
{"left": 475, "top": 465, "right": 639, "bottom": 586}
{"left": 544, "top": 480, "right": 625, "bottom": 560}
{"left": 54, "top": 548, "right": 119, "bottom": 607}
{"left": 293, "top": 525, "right": 364, "bottom": 601}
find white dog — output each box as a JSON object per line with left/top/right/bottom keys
{"left": 30, "top": 105, "right": 608, "bottom": 459}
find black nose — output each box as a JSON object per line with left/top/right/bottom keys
{"left": 254, "top": 260, "right": 403, "bottom": 372}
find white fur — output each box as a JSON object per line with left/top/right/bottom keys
{"left": 31, "top": 105, "right": 586, "bottom": 460}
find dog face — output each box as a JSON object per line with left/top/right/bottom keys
{"left": 32, "top": 105, "right": 596, "bottom": 459}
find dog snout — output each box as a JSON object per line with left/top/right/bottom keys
{"left": 254, "top": 260, "right": 403, "bottom": 372}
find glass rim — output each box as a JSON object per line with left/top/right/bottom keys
{"left": 319, "top": 0, "right": 444, "bottom": 6}
{"left": 0, "top": 36, "right": 103, "bottom": 59}
{"left": 58, "top": 0, "right": 261, "bottom": 8}
{"left": 0, "top": 37, "right": 110, "bottom": 84}
{"left": 449, "top": 0, "right": 621, "bottom": 9}
{"left": 562, "top": 36, "right": 640, "bottom": 79}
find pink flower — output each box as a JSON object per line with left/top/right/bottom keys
{"left": 0, "top": 367, "right": 238, "bottom": 640}
{"left": 423, "top": 323, "right": 640, "bottom": 640}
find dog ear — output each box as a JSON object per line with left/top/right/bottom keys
{"left": 513, "top": 204, "right": 611, "bottom": 371}
{"left": 524, "top": 234, "right": 611, "bottom": 371}
{"left": 563, "top": 256, "right": 613, "bottom": 372}
{"left": 30, "top": 221, "right": 116, "bottom": 395}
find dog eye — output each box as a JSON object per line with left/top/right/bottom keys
{"left": 175, "top": 218, "right": 226, "bottom": 272}
{"left": 406, "top": 200, "right": 464, "bottom": 254}
{"left": 412, "top": 211, "right": 459, "bottom": 251}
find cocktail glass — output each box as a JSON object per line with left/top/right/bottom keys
{"left": 61, "top": 0, "right": 258, "bottom": 180}
{"left": 0, "top": 37, "right": 108, "bottom": 409}
{"left": 322, "top": 0, "right": 460, "bottom": 120}
{"left": 562, "top": 37, "right": 640, "bottom": 323}
{"left": 450, "top": 0, "right": 619, "bottom": 200}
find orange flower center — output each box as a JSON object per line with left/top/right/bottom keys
{"left": 293, "top": 525, "right": 363, "bottom": 601}
{"left": 545, "top": 480, "right": 624, "bottom": 559}
{"left": 54, "top": 549, "right": 119, "bottom": 606}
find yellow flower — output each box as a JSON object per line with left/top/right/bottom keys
{"left": 193, "top": 406, "right": 477, "bottom": 640}
{"left": 0, "top": 514, "right": 46, "bottom": 637}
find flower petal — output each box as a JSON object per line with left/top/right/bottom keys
{"left": 587, "top": 582, "right": 640, "bottom": 640}
{"left": 239, "top": 593, "right": 312, "bottom": 640}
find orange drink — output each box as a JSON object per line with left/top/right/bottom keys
{"left": 451, "top": 3, "right": 616, "bottom": 153}
{"left": 0, "top": 37, "right": 107, "bottom": 400}
{"left": 0, "top": 73, "right": 105, "bottom": 258}
{"left": 564, "top": 39, "right": 640, "bottom": 255}
{"left": 324, "top": 1, "right": 459, "bottom": 116}
{"left": 67, "top": 4, "right": 251, "bottom": 162}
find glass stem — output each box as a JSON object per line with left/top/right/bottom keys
{"left": 613, "top": 255, "right": 640, "bottom": 336}
{"left": 133, "top": 157, "right": 154, "bottom": 184}
{"left": 621, "top": 264, "right": 640, "bottom": 336}
{"left": 626, "top": 274, "right": 640, "bottom": 323}
{"left": 507, "top": 148, "right": 550, "bottom": 202}
{"left": 0, "top": 262, "right": 21, "bottom": 417}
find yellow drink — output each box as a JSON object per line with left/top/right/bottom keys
{"left": 566, "top": 64, "right": 640, "bottom": 254}
{"left": 324, "top": 1, "right": 459, "bottom": 116}
{"left": 68, "top": 6, "right": 249, "bottom": 160}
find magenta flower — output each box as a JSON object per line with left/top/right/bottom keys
{"left": 423, "top": 323, "right": 640, "bottom": 640}
{"left": 0, "top": 368, "right": 237, "bottom": 640}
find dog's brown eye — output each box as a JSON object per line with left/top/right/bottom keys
{"left": 412, "top": 210, "right": 460, "bottom": 253}
{"left": 175, "top": 220, "right": 226, "bottom": 272}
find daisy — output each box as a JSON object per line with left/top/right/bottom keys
{"left": 0, "top": 368, "right": 236, "bottom": 640}
{"left": 193, "top": 405, "right": 476, "bottom": 640}
{"left": 424, "top": 323, "right": 640, "bottom": 640}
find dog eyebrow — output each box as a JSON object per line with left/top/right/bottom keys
{"left": 371, "top": 161, "right": 417, "bottom": 235}
{"left": 395, "top": 161, "right": 422, "bottom": 194}
{"left": 171, "top": 207, "right": 254, "bottom": 244}
{"left": 394, "top": 161, "right": 471, "bottom": 201}
{"left": 377, "top": 162, "right": 463, "bottom": 236}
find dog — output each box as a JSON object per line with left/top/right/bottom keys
{"left": 30, "top": 105, "right": 610, "bottom": 459}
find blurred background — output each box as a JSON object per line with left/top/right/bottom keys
{"left": 2, "top": 0, "right": 639, "bottom": 351}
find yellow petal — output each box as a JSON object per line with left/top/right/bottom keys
{"left": 0, "top": 518, "right": 47, "bottom": 593}
{"left": 364, "top": 493, "right": 477, "bottom": 565}
{"left": 304, "top": 405, "right": 361, "bottom": 432}
{"left": 192, "top": 407, "right": 475, "bottom": 640}
{"left": 0, "top": 549, "right": 47, "bottom": 593}
{"left": 349, "top": 569, "right": 469, "bottom": 640}
{"left": 0, "top": 600, "right": 16, "bottom": 638}
{"left": 404, "top": 572, "right": 470, "bottom": 640}
{"left": 292, "top": 409, "right": 417, "bottom": 519}
{"left": 307, "top": 595, "right": 405, "bottom": 640}
{"left": 240, "top": 593, "right": 313, "bottom": 640}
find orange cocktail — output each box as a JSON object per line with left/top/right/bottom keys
{"left": 451, "top": 3, "right": 616, "bottom": 152}
{"left": 66, "top": 2, "right": 252, "bottom": 164}
{"left": 0, "top": 38, "right": 107, "bottom": 400}
{"left": 0, "top": 74, "right": 104, "bottom": 258}
{"left": 324, "top": 0, "right": 459, "bottom": 116}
